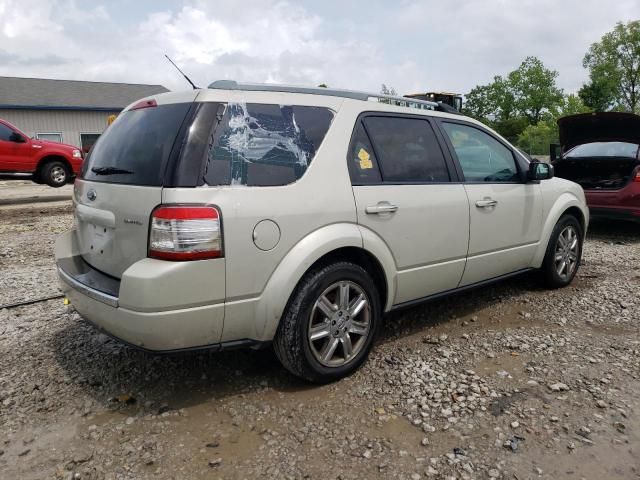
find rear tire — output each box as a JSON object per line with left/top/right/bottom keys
{"left": 540, "top": 214, "right": 583, "bottom": 288}
{"left": 41, "top": 160, "right": 69, "bottom": 188}
{"left": 273, "top": 262, "right": 381, "bottom": 383}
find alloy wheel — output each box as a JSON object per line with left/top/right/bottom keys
{"left": 308, "top": 280, "right": 371, "bottom": 367}
{"left": 554, "top": 225, "right": 579, "bottom": 281}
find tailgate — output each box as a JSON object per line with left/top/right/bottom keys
{"left": 72, "top": 93, "right": 199, "bottom": 278}
{"left": 74, "top": 180, "right": 161, "bottom": 278}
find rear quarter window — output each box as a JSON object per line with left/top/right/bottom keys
{"left": 202, "top": 103, "right": 334, "bottom": 186}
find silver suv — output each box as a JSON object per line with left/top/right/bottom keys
{"left": 56, "top": 81, "right": 589, "bottom": 382}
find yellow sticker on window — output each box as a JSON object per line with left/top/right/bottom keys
{"left": 357, "top": 148, "right": 373, "bottom": 169}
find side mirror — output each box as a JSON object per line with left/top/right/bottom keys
{"left": 528, "top": 161, "right": 554, "bottom": 181}
{"left": 549, "top": 143, "right": 560, "bottom": 163}
{"left": 9, "top": 132, "right": 26, "bottom": 143}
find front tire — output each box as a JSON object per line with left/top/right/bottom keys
{"left": 540, "top": 215, "right": 583, "bottom": 288}
{"left": 273, "top": 262, "right": 381, "bottom": 383}
{"left": 32, "top": 171, "right": 44, "bottom": 184}
{"left": 41, "top": 161, "right": 69, "bottom": 188}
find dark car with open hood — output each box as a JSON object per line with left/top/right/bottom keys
{"left": 552, "top": 112, "right": 640, "bottom": 222}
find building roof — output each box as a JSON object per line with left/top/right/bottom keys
{"left": 0, "top": 76, "right": 169, "bottom": 111}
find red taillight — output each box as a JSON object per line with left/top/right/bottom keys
{"left": 634, "top": 170, "right": 640, "bottom": 182}
{"left": 130, "top": 98, "right": 157, "bottom": 110}
{"left": 149, "top": 205, "right": 222, "bottom": 261}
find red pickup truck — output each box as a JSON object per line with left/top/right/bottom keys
{"left": 0, "top": 119, "right": 83, "bottom": 187}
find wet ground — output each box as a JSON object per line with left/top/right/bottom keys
{"left": 0, "top": 181, "right": 639, "bottom": 479}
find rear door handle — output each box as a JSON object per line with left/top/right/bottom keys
{"left": 475, "top": 199, "right": 498, "bottom": 208}
{"left": 365, "top": 203, "right": 399, "bottom": 214}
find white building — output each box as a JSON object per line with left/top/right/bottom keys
{"left": 0, "top": 76, "right": 168, "bottom": 153}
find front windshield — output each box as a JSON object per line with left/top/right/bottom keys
{"left": 566, "top": 142, "right": 639, "bottom": 158}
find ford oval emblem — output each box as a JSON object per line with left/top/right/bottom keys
{"left": 86, "top": 189, "right": 97, "bottom": 201}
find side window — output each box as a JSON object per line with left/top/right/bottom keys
{"left": 203, "top": 103, "right": 334, "bottom": 186}
{"left": 441, "top": 122, "right": 520, "bottom": 182}
{"left": 363, "top": 116, "right": 450, "bottom": 182}
{"left": 0, "top": 124, "right": 14, "bottom": 141}
{"left": 36, "top": 133, "right": 63, "bottom": 143}
{"left": 80, "top": 133, "right": 101, "bottom": 155}
{"left": 348, "top": 121, "right": 382, "bottom": 184}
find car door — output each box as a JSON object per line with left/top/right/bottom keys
{"left": 349, "top": 114, "right": 470, "bottom": 305}
{"left": 438, "top": 120, "right": 543, "bottom": 286}
{"left": 0, "top": 123, "right": 17, "bottom": 170}
{"left": 0, "top": 123, "right": 32, "bottom": 171}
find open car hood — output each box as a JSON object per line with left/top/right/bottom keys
{"left": 558, "top": 112, "right": 640, "bottom": 152}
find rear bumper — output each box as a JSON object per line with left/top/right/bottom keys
{"left": 55, "top": 230, "right": 227, "bottom": 351}
{"left": 57, "top": 269, "right": 223, "bottom": 351}
{"left": 57, "top": 255, "right": 119, "bottom": 307}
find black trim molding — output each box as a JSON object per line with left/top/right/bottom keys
{"left": 391, "top": 268, "right": 533, "bottom": 312}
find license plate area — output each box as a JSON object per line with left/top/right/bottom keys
{"left": 79, "top": 221, "right": 115, "bottom": 257}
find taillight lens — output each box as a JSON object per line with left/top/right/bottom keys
{"left": 634, "top": 170, "right": 640, "bottom": 182}
{"left": 149, "top": 205, "right": 222, "bottom": 261}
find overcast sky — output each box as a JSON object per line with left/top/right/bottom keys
{"left": 1, "top": 0, "right": 639, "bottom": 96}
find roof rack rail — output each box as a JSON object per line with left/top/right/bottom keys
{"left": 208, "top": 80, "right": 440, "bottom": 112}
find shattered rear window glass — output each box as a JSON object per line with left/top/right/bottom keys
{"left": 203, "top": 103, "right": 334, "bottom": 186}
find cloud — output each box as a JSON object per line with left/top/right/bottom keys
{"left": 0, "top": 0, "right": 638, "bottom": 96}
{"left": 390, "top": 0, "right": 640, "bottom": 93}
{"left": 0, "top": 0, "right": 424, "bottom": 93}
{"left": 0, "top": 49, "right": 70, "bottom": 66}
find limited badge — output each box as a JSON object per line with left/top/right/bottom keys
{"left": 357, "top": 148, "right": 373, "bottom": 169}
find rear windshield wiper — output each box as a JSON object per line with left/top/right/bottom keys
{"left": 91, "top": 166, "right": 134, "bottom": 176}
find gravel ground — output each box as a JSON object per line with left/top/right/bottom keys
{"left": 0, "top": 200, "right": 639, "bottom": 480}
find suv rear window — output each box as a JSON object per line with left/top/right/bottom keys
{"left": 82, "top": 103, "right": 191, "bottom": 186}
{"left": 202, "top": 103, "right": 334, "bottom": 186}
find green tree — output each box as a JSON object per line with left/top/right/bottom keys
{"left": 578, "top": 79, "right": 616, "bottom": 111}
{"left": 493, "top": 117, "right": 529, "bottom": 144}
{"left": 464, "top": 57, "right": 563, "bottom": 126}
{"left": 463, "top": 84, "right": 495, "bottom": 120}
{"left": 517, "top": 94, "right": 592, "bottom": 155}
{"left": 508, "top": 56, "right": 564, "bottom": 123}
{"left": 490, "top": 75, "right": 518, "bottom": 120}
{"left": 559, "top": 94, "right": 591, "bottom": 116}
{"left": 463, "top": 76, "right": 515, "bottom": 121}
{"left": 583, "top": 21, "right": 640, "bottom": 112}
{"left": 517, "top": 121, "right": 557, "bottom": 155}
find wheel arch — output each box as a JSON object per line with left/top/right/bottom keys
{"left": 562, "top": 205, "right": 586, "bottom": 233}
{"left": 531, "top": 193, "right": 588, "bottom": 268}
{"left": 252, "top": 223, "right": 396, "bottom": 342}
{"left": 36, "top": 154, "right": 72, "bottom": 174}
{"left": 300, "top": 246, "right": 389, "bottom": 311}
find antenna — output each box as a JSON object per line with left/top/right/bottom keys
{"left": 164, "top": 54, "right": 199, "bottom": 90}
